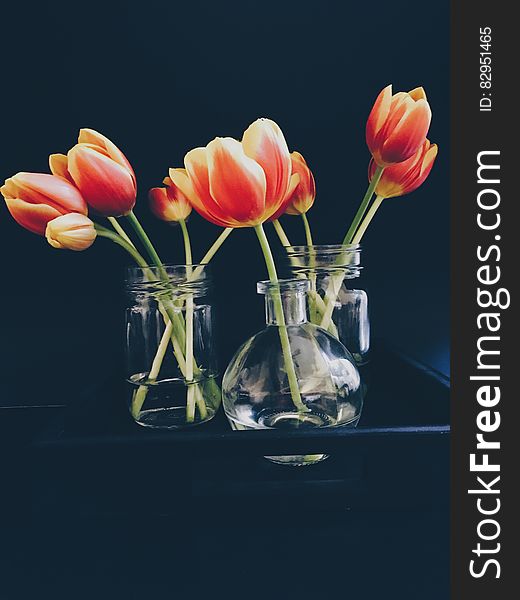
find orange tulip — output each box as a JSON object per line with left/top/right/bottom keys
{"left": 1, "top": 172, "right": 87, "bottom": 236}
{"left": 368, "top": 139, "right": 438, "bottom": 198}
{"left": 366, "top": 85, "right": 432, "bottom": 167}
{"left": 272, "top": 151, "right": 316, "bottom": 218}
{"left": 50, "top": 128, "right": 136, "bottom": 217}
{"left": 169, "top": 118, "right": 299, "bottom": 228}
{"left": 45, "top": 213, "right": 97, "bottom": 251}
{"left": 149, "top": 177, "right": 192, "bottom": 223}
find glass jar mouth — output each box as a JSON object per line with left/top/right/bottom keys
{"left": 285, "top": 244, "right": 362, "bottom": 274}
{"left": 125, "top": 263, "right": 211, "bottom": 295}
{"left": 257, "top": 278, "right": 310, "bottom": 295}
{"left": 286, "top": 243, "right": 361, "bottom": 254}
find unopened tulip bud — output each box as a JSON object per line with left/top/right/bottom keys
{"left": 366, "top": 85, "right": 432, "bottom": 167}
{"left": 149, "top": 177, "right": 192, "bottom": 222}
{"left": 45, "top": 213, "right": 97, "bottom": 251}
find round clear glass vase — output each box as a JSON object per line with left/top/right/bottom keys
{"left": 285, "top": 244, "right": 370, "bottom": 366}
{"left": 125, "top": 264, "right": 221, "bottom": 429}
{"left": 222, "top": 279, "right": 363, "bottom": 466}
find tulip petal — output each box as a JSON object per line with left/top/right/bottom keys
{"left": 10, "top": 173, "right": 87, "bottom": 214}
{"left": 421, "top": 143, "right": 438, "bottom": 175}
{"left": 207, "top": 137, "right": 267, "bottom": 225}
{"left": 366, "top": 85, "right": 393, "bottom": 150}
{"left": 68, "top": 146, "right": 136, "bottom": 216}
{"left": 5, "top": 198, "right": 62, "bottom": 236}
{"left": 78, "top": 128, "right": 136, "bottom": 185}
{"left": 178, "top": 152, "right": 236, "bottom": 226}
{"left": 242, "top": 118, "right": 291, "bottom": 207}
{"left": 270, "top": 172, "right": 303, "bottom": 219}
{"left": 408, "top": 87, "right": 427, "bottom": 101}
{"left": 49, "top": 154, "right": 75, "bottom": 184}
{"left": 169, "top": 167, "right": 231, "bottom": 227}
{"left": 381, "top": 100, "right": 432, "bottom": 164}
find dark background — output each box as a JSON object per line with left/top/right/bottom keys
{"left": 1, "top": 0, "right": 449, "bottom": 410}
{"left": 1, "top": 1, "right": 450, "bottom": 598}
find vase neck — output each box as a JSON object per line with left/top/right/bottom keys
{"left": 257, "top": 279, "right": 309, "bottom": 326}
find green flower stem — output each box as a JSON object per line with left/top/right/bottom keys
{"left": 173, "top": 227, "right": 233, "bottom": 285}
{"left": 318, "top": 165, "right": 385, "bottom": 332}
{"left": 272, "top": 219, "right": 291, "bottom": 248}
{"left": 131, "top": 307, "right": 189, "bottom": 419}
{"left": 94, "top": 225, "right": 148, "bottom": 268}
{"left": 301, "top": 213, "right": 318, "bottom": 321}
{"left": 271, "top": 219, "right": 335, "bottom": 334}
{"left": 131, "top": 320, "right": 173, "bottom": 419}
{"left": 301, "top": 212, "right": 314, "bottom": 247}
{"left": 125, "top": 210, "right": 186, "bottom": 345}
{"left": 108, "top": 216, "right": 134, "bottom": 246}
{"left": 126, "top": 210, "right": 168, "bottom": 278}
{"left": 352, "top": 195, "right": 385, "bottom": 244}
{"left": 254, "top": 223, "right": 307, "bottom": 413}
{"left": 342, "top": 164, "right": 385, "bottom": 245}
{"left": 179, "top": 219, "right": 193, "bottom": 266}
{"left": 200, "top": 227, "right": 233, "bottom": 265}
{"left": 318, "top": 270, "right": 345, "bottom": 332}
{"left": 179, "top": 219, "right": 197, "bottom": 423}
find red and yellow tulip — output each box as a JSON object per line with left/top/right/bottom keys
{"left": 169, "top": 118, "right": 299, "bottom": 228}
{"left": 149, "top": 177, "right": 192, "bottom": 223}
{"left": 366, "top": 85, "right": 432, "bottom": 167}
{"left": 271, "top": 151, "right": 315, "bottom": 219}
{"left": 50, "top": 128, "right": 137, "bottom": 217}
{"left": 1, "top": 172, "right": 87, "bottom": 236}
{"left": 368, "top": 139, "right": 438, "bottom": 199}
{"left": 45, "top": 213, "right": 97, "bottom": 251}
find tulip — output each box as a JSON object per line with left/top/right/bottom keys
{"left": 2, "top": 172, "right": 87, "bottom": 236}
{"left": 366, "top": 85, "right": 432, "bottom": 167}
{"left": 50, "top": 128, "right": 136, "bottom": 217}
{"left": 351, "top": 140, "right": 439, "bottom": 245}
{"left": 368, "top": 139, "right": 438, "bottom": 199}
{"left": 168, "top": 118, "right": 299, "bottom": 228}
{"left": 149, "top": 177, "right": 192, "bottom": 223}
{"left": 45, "top": 213, "right": 97, "bottom": 251}
{"left": 171, "top": 118, "right": 306, "bottom": 412}
{"left": 342, "top": 85, "right": 432, "bottom": 245}
{"left": 272, "top": 151, "right": 316, "bottom": 218}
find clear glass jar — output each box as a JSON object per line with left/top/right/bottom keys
{"left": 285, "top": 244, "right": 370, "bottom": 366}
{"left": 125, "top": 264, "right": 221, "bottom": 429}
{"left": 222, "top": 279, "right": 363, "bottom": 466}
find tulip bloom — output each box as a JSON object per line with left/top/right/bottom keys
{"left": 50, "top": 128, "right": 136, "bottom": 217}
{"left": 46, "top": 213, "right": 97, "bottom": 251}
{"left": 2, "top": 172, "right": 87, "bottom": 236}
{"left": 368, "top": 139, "right": 438, "bottom": 199}
{"left": 169, "top": 118, "right": 299, "bottom": 228}
{"left": 271, "top": 151, "right": 315, "bottom": 219}
{"left": 366, "top": 85, "right": 432, "bottom": 167}
{"left": 149, "top": 177, "right": 192, "bottom": 223}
